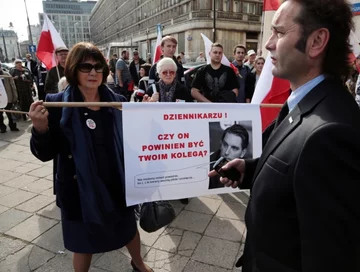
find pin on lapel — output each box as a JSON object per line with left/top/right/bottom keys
{"left": 289, "top": 116, "right": 293, "bottom": 124}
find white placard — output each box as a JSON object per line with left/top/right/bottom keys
{"left": 0, "top": 79, "right": 8, "bottom": 108}
{"left": 122, "top": 103, "right": 262, "bottom": 206}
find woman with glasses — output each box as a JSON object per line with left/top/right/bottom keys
{"left": 28, "top": 43, "right": 153, "bottom": 272}
{"left": 144, "top": 57, "right": 193, "bottom": 102}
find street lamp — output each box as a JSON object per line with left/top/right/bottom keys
{"left": 0, "top": 29, "right": 9, "bottom": 62}
{"left": 145, "top": 28, "right": 150, "bottom": 55}
{"left": 74, "top": 22, "right": 79, "bottom": 45}
{"left": 213, "top": 0, "right": 216, "bottom": 42}
{"left": 23, "top": 0, "right": 34, "bottom": 57}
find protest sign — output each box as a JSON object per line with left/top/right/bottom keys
{"left": 122, "top": 103, "right": 262, "bottom": 206}
{"left": 0, "top": 78, "right": 8, "bottom": 108}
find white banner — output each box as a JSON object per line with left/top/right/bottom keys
{"left": 0, "top": 78, "right": 8, "bottom": 108}
{"left": 122, "top": 103, "right": 262, "bottom": 206}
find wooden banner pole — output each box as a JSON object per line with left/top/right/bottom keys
{"left": 0, "top": 103, "right": 283, "bottom": 115}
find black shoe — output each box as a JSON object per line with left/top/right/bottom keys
{"left": 0, "top": 128, "right": 6, "bottom": 133}
{"left": 10, "top": 127, "right": 19, "bottom": 132}
{"left": 180, "top": 198, "right": 189, "bottom": 205}
{"left": 130, "top": 260, "right": 154, "bottom": 272}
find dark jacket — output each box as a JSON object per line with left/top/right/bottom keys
{"left": 30, "top": 85, "right": 127, "bottom": 226}
{"left": 146, "top": 82, "right": 193, "bottom": 102}
{"left": 129, "top": 58, "right": 145, "bottom": 86}
{"left": 25, "top": 59, "right": 38, "bottom": 76}
{"left": 240, "top": 78, "right": 360, "bottom": 272}
{"left": 45, "top": 65, "right": 64, "bottom": 93}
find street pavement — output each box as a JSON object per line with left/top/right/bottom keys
{"left": 0, "top": 119, "right": 248, "bottom": 272}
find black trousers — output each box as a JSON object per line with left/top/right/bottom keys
{"left": 0, "top": 103, "right": 16, "bottom": 129}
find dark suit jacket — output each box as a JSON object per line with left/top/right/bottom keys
{"left": 129, "top": 58, "right": 145, "bottom": 86}
{"left": 241, "top": 78, "right": 360, "bottom": 272}
{"left": 25, "top": 59, "right": 38, "bottom": 76}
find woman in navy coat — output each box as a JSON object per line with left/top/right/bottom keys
{"left": 28, "top": 42, "right": 153, "bottom": 272}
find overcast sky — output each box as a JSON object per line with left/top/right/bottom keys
{"left": 0, "top": 0, "right": 97, "bottom": 42}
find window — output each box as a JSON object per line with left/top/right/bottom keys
{"left": 243, "top": 2, "right": 256, "bottom": 14}
{"left": 223, "top": 0, "right": 230, "bottom": 12}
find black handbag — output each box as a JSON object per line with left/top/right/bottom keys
{"left": 139, "top": 201, "right": 176, "bottom": 233}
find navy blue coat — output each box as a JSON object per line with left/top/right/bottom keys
{"left": 30, "top": 85, "right": 127, "bottom": 223}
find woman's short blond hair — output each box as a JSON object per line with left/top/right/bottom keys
{"left": 156, "top": 57, "right": 177, "bottom": 75}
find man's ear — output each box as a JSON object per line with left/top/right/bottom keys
{"left": 307, "top": 28, "right": 330, "bottom": 59}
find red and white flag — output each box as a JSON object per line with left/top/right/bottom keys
{"left": 252, "top": 0, "right": 290, "bottom": 131}
{"left": 36, "top": 13, "right": 66, "bottom": 70}
{"left": 200, "top": 33, "right": 238, "bottom": 75}
{"left": 152, "top": 24, "right": 163, "bottom": 64}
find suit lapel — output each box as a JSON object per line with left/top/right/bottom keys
{"left": 252, "top": 78, "right": 335, "bottom": 181}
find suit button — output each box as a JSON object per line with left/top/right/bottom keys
{"left": 68, "top": 155, "right": 72, "bottom": 159}
{"left": 73, "top": 175, "right": 77, "bottom": 180}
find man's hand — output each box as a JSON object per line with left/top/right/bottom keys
{"left": 208, "top": 158, "right": 246, "bottom": 188}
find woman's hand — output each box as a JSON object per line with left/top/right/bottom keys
{"left": 28, "top": 101, "right": 49, "bottom": 134}
{"left": 149, "top": 92, "right": 159, "bottom": 102}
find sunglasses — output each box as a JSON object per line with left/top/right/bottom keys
{"left": 78, "top": 63, "right": 104, "bottom": 73}
{"left": 161, "top": 70, "right": 175, "bottom": 76}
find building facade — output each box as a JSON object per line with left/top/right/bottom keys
{"left": 0, "top": 29, "right": 20, "bottom": 62}
{"left": 90, "top": 0, "right": 263, "bottom": 61}
{"left": 40, "top": 0, "right": 97, "bottom": 48}
{"left": 29, "top": 24, "right": 42, "bottom": 46}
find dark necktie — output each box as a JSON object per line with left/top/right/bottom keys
{"left": 274, "top": 101, "right": 289, "bottom": 129}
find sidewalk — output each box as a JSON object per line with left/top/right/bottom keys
{"left": 0, "top": 120, "right": 248, "bottom": 272}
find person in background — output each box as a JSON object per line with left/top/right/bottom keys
{"left": 45, "top": 46, "right": 69, "bottom": 93}
{"left": 129, "top": 51, "right": 145, "bottom": 88}
{"left": 10, "top": 59, "right": 33, "bottom": 121}
{"left": 196, "top": 52, "right": 206, "bottom": 62}
{"left": 135, "top": 63, "right": 151, "bottom": 102}
{"left": 115, "top": 50, "right": 132, "bottom": 100}
{"left": 180, "top": 52, "right": 187, "bottom": 64}
{"left": 37, "top": 62, "right": 48, "bottom": 101}
{"left": 144, "top": 57, "right": 192, "bottom": 103}
{"left": 244, "top": 49, "right": 256, "bottom": 72}
{"left": 149, "top": 36, "right": 185, "bottom": 85}
{"left": 191, "top": 43, "right": 239, "bottom": 103}
{"left": 0, "top": 62, "right": 19, "bottom": 133}
{"left": 25, "top": 53, "right": 38, "bottom": 96}
{"left": 176, "top": 55, "right": 182, "bottom": 65}
{"left": 109, "top": 53, "right": 118, "bottom": 81}
{"left": 28, "top": 42, "right": 153, "bottom": 272}
{"left": 246, "top": 56, "right": 265, "bottom": 103}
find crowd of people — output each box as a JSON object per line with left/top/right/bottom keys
{"left": 1, "top": 0, "right": 360, "bottom": 271}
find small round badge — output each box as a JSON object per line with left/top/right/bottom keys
{"left": 86, "top": 119, "right": 96, "bottom": 129}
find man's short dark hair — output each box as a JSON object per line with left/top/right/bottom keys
{"left": 289, "top": 0, "right": 353, "bottom": 79}
{"left": 121, "top": 50, "right": 128, "bottom": 56}
{"left": 64, "top": 42, "right": 109, "bottom": 86}
{"left": 221, "top": 124, "right": 249, "bottom": 149}
{"left": 113, "top": 53, "right": 117, "bottom": 57}
{"left": 233, "top": 44, "right": 247, "bottom": 54}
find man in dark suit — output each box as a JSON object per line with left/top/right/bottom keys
{"left": 209, "top": 0, "right": 360, "bottom": 271}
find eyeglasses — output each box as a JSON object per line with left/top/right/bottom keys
{"left": 161, "top": 70, "right": 175, "bottom": 76}
{"left": 78, "top": 63, "right": 104, "bottom": 73}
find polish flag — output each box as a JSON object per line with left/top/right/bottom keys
{"left": 152, "top": 24, "right": 163, "bottom": 64}
{"left": 200, "top": 33, "right": 238, "bottom": 75}
{"left": 36, "top": 13, "right": 66, "bottom": 70}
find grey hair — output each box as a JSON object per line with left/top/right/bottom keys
{"left": 156, "top": 57, "right": 177, "bottom": 74}
{"left": 57, "top": 76, "right": 68, "bottom": 92}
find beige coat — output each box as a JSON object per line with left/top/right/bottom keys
{"left": 0, "top": 70, "right": 18, "bottom": 103}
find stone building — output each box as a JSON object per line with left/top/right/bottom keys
{"left": 0, "top": 29, "right": 19, "bottom": 62}
{"left": 40, "top": 0, "right": 97, "bottom": 48}
{"left": 90, "top": 0, "right": 263, "bottom": 61}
